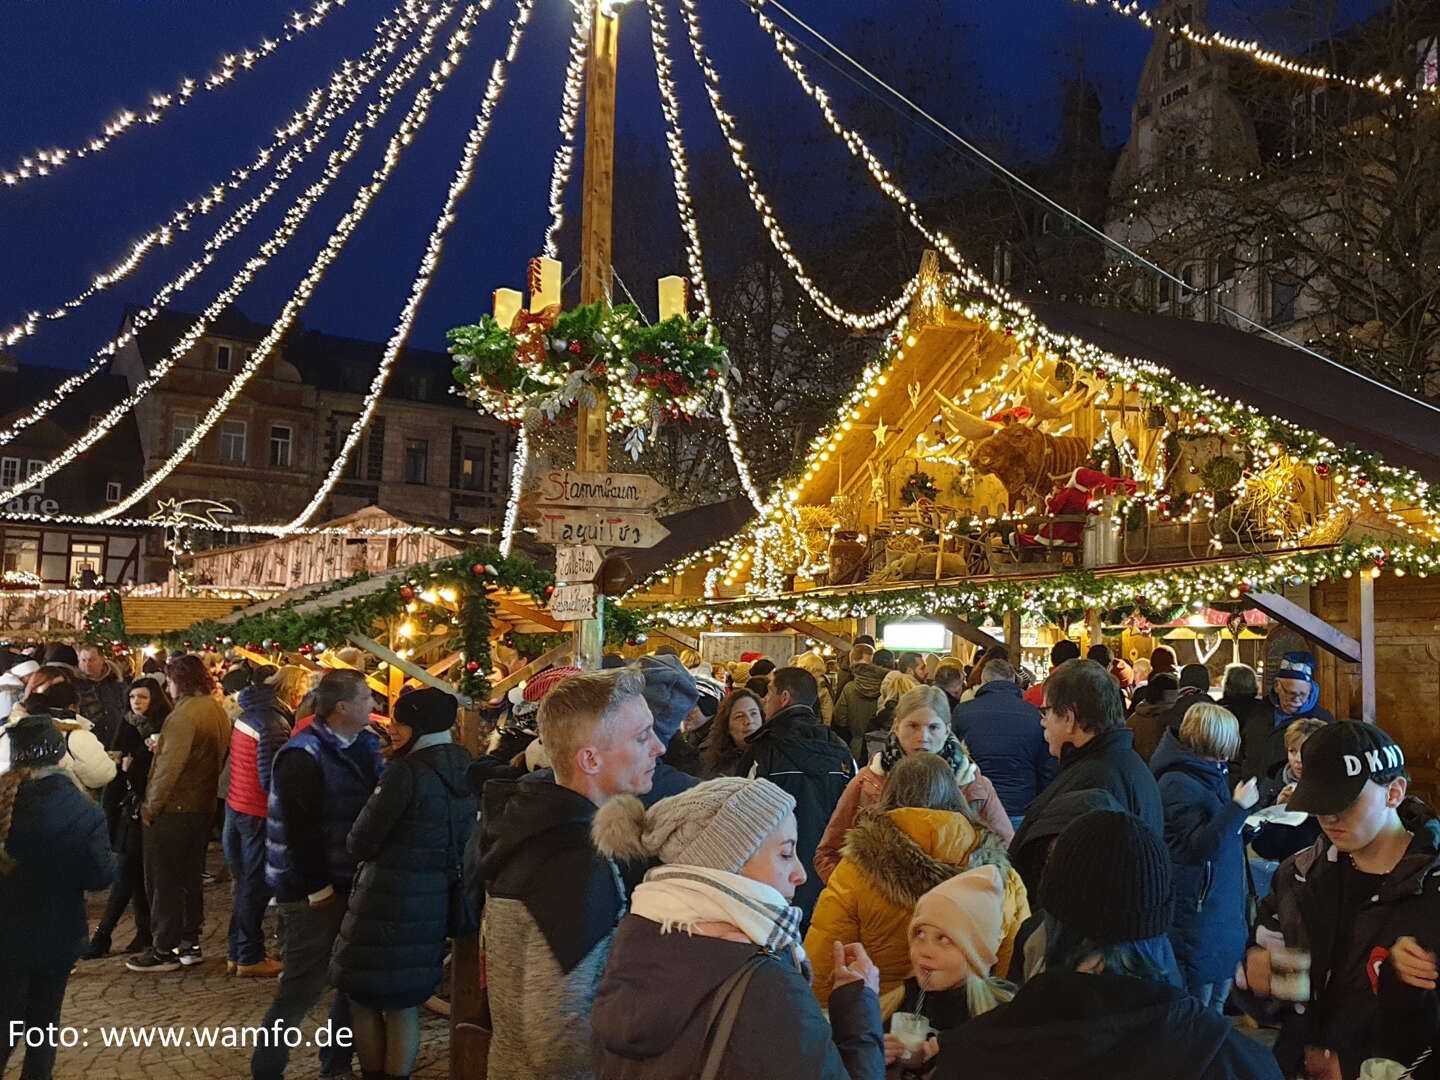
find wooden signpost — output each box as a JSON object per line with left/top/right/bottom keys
{"left": 540, "top": 470, "right": 667, "bottom": 511}
{"left": 534, "top": 507, "right": 670, "bottom": 549}
{"left": 556, "top": 544, "right": 604, "bottom": 582}
{"left": 549, "top": 583, "right": 599, "bottom": 622}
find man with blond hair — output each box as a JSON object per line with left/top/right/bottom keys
{"left": 479, "top": 668, "right": 662, "bottom": 1080}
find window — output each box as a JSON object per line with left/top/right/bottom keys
{"left": 216, "top": 344, "right": 232, "bottom": 372}
{"left": 1163, "top": 15, "right": 1191, "bottom": 78}
{"left": 269, "top": 424, "right": 293, "bottom": 468}
{"left": 3, "top": 534, "right": 38, "bottom": 575}
{"left": 25, "top": 459, "right": 45, "bottom": 494}
{"left": 1158, "top": 276, "right": 1172, "bottom": 309}
{"left": 172, "top": 412, "right": 197, "bottom": 454}
{"left": 219, "top": 420, "right": 247, "bottom": 464}
{"left": 68, "top": 540, "right": 104, "bottom": 585}
{"left": 408, "top": 375, "right": 432, "bottom": 400}
{"left": 1421, "top": 38, "right": 1438, "bottom": 91}
{"left": 105, "top": 480, "right": 121, "bottom": 504}
{"left": 404, "top": 438, "right": 428, "bottom": 485}
{"left": 0, "top": 458, "right": 18, "bottom": 488}
{"left": 1179, "top": 264, "right": 1196, "bottom": 318}
{"left": 461, "top": 445, "right": 489, "bottom": 491}
{"left": 1270, "top": 279, "right": 1298, "bottom": 325}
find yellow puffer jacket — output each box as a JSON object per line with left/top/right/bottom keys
{"left": 803, "top": 806, "right": 1029, "bottom": 1013}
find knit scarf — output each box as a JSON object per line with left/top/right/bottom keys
{"left": 630, "top": 864, "right": 809, "bottom": 977}
{"left": 878, "top": 730, "right": 975, "bottom": 785}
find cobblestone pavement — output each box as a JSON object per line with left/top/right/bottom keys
{"left": 21, "top": 847, "right": 450, "bottom": 1079}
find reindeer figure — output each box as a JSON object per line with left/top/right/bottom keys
{"left": 937, "top": 395, "right": 1091, "bottom": 510}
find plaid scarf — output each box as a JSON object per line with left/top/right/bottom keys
{"left": 630, "top": 864, "right": 809, "bottom": 977}
{"left": 877, "top": 729, "right": 974, "bottom": 784}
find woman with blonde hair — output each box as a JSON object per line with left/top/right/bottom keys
{"left": 804, "top": 754, "right": 1027, "bottom": 1014}
{"left": 815, "top": 686, "right": 1012, "bottom": 883}
{"left": 1149, "top": 701, "right": 1256, "bottom": 1009}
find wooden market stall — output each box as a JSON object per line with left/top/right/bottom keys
{"left": 625, "top": 254, "right": 1440, "bottom": 798}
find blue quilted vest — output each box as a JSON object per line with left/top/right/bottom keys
{"left": 265, "top": 720, "right": 382, "bottom": 902}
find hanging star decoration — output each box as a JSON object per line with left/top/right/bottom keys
{"left": 908, "top": 381, "right": 922, "bottom": 410}
{"left": 873, "top": 416, "right": 889, "bottom": 447}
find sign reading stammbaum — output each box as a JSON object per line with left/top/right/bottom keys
{"left": 539, "top": 469, "right": 667, "bottom": 510}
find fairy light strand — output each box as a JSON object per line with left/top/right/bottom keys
{"left": 92, "top": 2, "right": 489, "bottom": 522}
{"left": 0, "top": 3, "right": 441, "bottom": 449}
{"left": 1, "top": 0, "right": 357, "bottom": 191}
{"left": 498, "top": 424, "right": 530, "bottom": 557}
{"left": 287, "top": 0, "right": 536, "bottom": 531}
{"left": 0, "top": 2, "right": 432, "bottom": 351}
{"left": 0, "top": 3, "right": 467, "bottom": 507}
{"left": 675, "top": 0, "right": 919, "bottom": 331}
{"left": 645, "top": 0, "right": 764, "bottom": 511}
{"left": 541, "top": 2, "right": 590, "bottom": 259}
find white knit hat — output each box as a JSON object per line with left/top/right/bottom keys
{"left": 592, "top": 777, "right": 795, "bottom": 873}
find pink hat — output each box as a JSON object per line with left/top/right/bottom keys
{"left": 909, "top": 865, "right": 1006, "bottom": 978}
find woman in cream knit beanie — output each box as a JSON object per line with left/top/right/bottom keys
{"left": 593, "top": 776, "right": 796, "bottom": 874}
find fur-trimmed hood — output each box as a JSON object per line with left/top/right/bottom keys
{"left": 840, "top": 806, "right": 1008, "bottom": 910}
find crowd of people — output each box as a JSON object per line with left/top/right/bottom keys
{"left": 0, "top": 632, "right": 1436, "bottom": 1080}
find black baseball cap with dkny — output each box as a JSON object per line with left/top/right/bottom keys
{"left": 1286, "top": 721, "right": 1406, "bottom": 816}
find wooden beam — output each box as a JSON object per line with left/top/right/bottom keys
{"left": 653, "top": 627, "right": 699, "bottom": 652}
{"left": 1003, "top": 611, "right": 1022, "bottom": 654}
{"left": 494, "top": 595, "right": 567, "bottom": 633}
{"left": 1359, "top": 572, "right": 1376, "bottom": 723}
{"left": 427, "top": 651, "right": 463, "bottom": 678}
{"left": 934, "top": 614, "right": 1003, "bottom": 652}
{"left": 487, "top": 641, "right": 575, "bottom": 699}
{"left": 1247, "top": 591, "right": 1361, "bottom": 664}
{"left": 787, "top": 619, "right": 851, "bottom": 654}
{"left": 347, "top": 632, "right": 472, "bottom": 707}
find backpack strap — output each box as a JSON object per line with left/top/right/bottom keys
{"left": 697, "top": 951, "right": 768, "bottom": 1080}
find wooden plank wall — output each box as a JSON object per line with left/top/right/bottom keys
{"left": 1311, "top": 576, "right": 1440, "bottom": 803}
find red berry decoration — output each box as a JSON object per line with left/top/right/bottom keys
{"left": 473, "top": 564, "right": 486, "bottom": 576}
{"left": 1237, "top": 582, "right": 1251, "bottom": 594}
{"left": 1315, "top": 463, "right": 1329, "bottom": 477}
{"left": 400, "top": 585, "right": 416, "bottom": 603}
{"left": 545, "top": 585, "right": 555, "bottom": 596}
{"left": 465, "top": 660, "right": 480, "bottom": 674}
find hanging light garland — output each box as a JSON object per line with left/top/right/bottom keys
{"left": 285, "top": 0, "right": 537, "bottom": 531}
{"left": 0, "top": 0, "right": 357, "bottom": 191}
{"left": 541, "top": 1, "right": 591, "bottom": 258}
{"left": 674, "top": 0, "right": 920, "bottom": 331}
{"left": 91, "top": 2, "right": 493, "bottom": 523}
{"left": 0, "top": 4, "right": 469, "bottom": 508}
{"left": 0, "top": 2, "right": 446, "bottom": 451}
{"left": 644, "top": 0, "right": 765, "bottom": 512}
{"left": 1066, "top": 0, "right": 1436, "bottom": 100}
{"left": 0, "top": 1, "right": 432, "bottom": 353}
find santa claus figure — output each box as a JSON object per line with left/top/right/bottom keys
{"left": 1020, "top": 467, "right": 1136, "bottom": 548}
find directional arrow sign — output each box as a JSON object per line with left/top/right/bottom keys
{"left": 556, "top": 545, "right": 604, "bottom": 583}
{"left": 549, "top": 583, "right": 598, "bottom": 622}
{"left": 535, "top": 508, "right": 670, "bottom": 549}
{"left": 537, "top": 469, "right": 668, "bottom": 510}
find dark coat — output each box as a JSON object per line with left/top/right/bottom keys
{"left": 109, "top": 709, "right": 163, "bottom": 853}
{"left": 330, "top": 740, "right": 476, "bottom": 1009}
{"left": 951, "top": 681, "right": 1057, "bottom": 816}
{"left": 1246, "top": 798, "right": 1440, "bottom": 1078}
{"left": 834, "top": 664, "right": 886, "bottom": 743}
{"left": 0, "top": 769, "right": 115, "bottom": 974}
{"left": 1232, "top": 694, "right": 1332, "bottom": 804}
{"left": 1151, "top": 729, "right": 1249, "bottom": 987}
{"left": 1010, "top": 727, "right": 1164, "bottom": 891}
{"left": 76, "top": 669, "right": 129, "bottom": 751}
{"left": 1129, "top": 686, "right": 1179, "bottom": 763}
{"left": 738, "top": 704, "right": 856, "bottom": 923}
{"left": 934, "top": 970, "right": 1282, "bottom": 1080}
{"left": 591, "top": 913, "right": 885, "bottom": 1079}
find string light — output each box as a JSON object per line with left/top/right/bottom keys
{"left": 287, "top": 0, "right": 536, "bottom": 531}
{"left": 0, "top": 1, "right": 444, "bottom": 449}
{"left": 0, "top": 0, "right": 356, "bottom": 190}
{"left": 645, "top": 0, "right": 763, "bottom": 511}
{"left": 93, "top": 2, "right": 490, "bottom": 522}
{"left": 541, "top": 1, "right": 590, "bottom": 258}
{"left": 1067, "top": 0, "right": 1437, "bottom": 99}
{"left": 0, "top": 3, "right": 466, "bottom": 504}
{"left": 675, "top": 0, "right": 920, "bottom": 331}
{"left": 498, "top": 424, "right": 529, "bottom": 557}
{"left": 0, "top": 503, "right": 497, "bottom": 538}
{"left": 0, "top": 1, "right": 432, "bottom": 351}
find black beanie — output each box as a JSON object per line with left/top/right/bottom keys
{"left": 1178, "top": 663, "right": 1210, "bottom": 691}
{"left": 393, "top": 687, "right": 458, "bottom": 735}
{"left": 1040, "top": 809, "right": 1172, "bottom": 945}
{"left": 4, "top": 713, "right": 65, "bottom": 767}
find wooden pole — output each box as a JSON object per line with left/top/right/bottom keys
{"left": 1359, "top": 571, "right": 1376, "bottom": 724}
{"left": 573, "top": 4, "right": 620, "bottom": 669}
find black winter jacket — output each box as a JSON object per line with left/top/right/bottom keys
{"left": 738, "top": 704, "right": 856, "bottom": 922}
{"left": 1151, "top": 728, "right": 1249, "bottom": 987}
{"left": 0, "top": 769, "right": 115, "bottom": 974}
{"left": 951, "top": 680, "right": 1056, "bottom": 816}
{"left": 330, "top": 740, "right": 476, "bottom": 1009}
{"left": 1247, "top": 797, "right": 1440, "bottom": 1079}
{"left": 591, "top": 913, "right": 884, "bottom": 1079}
{"left": 934, "top": 969, "right": 1281, "bottom": 1079}
{"left": 1232, "top": 694, "right": 1332, "bottom": 804}
{"left": 1010, "top": 727, "right": 1164, "bottom": 888}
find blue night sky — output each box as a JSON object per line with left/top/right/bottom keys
{"left": 0, "top": 0, "right": 1371, "bottom": 369}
